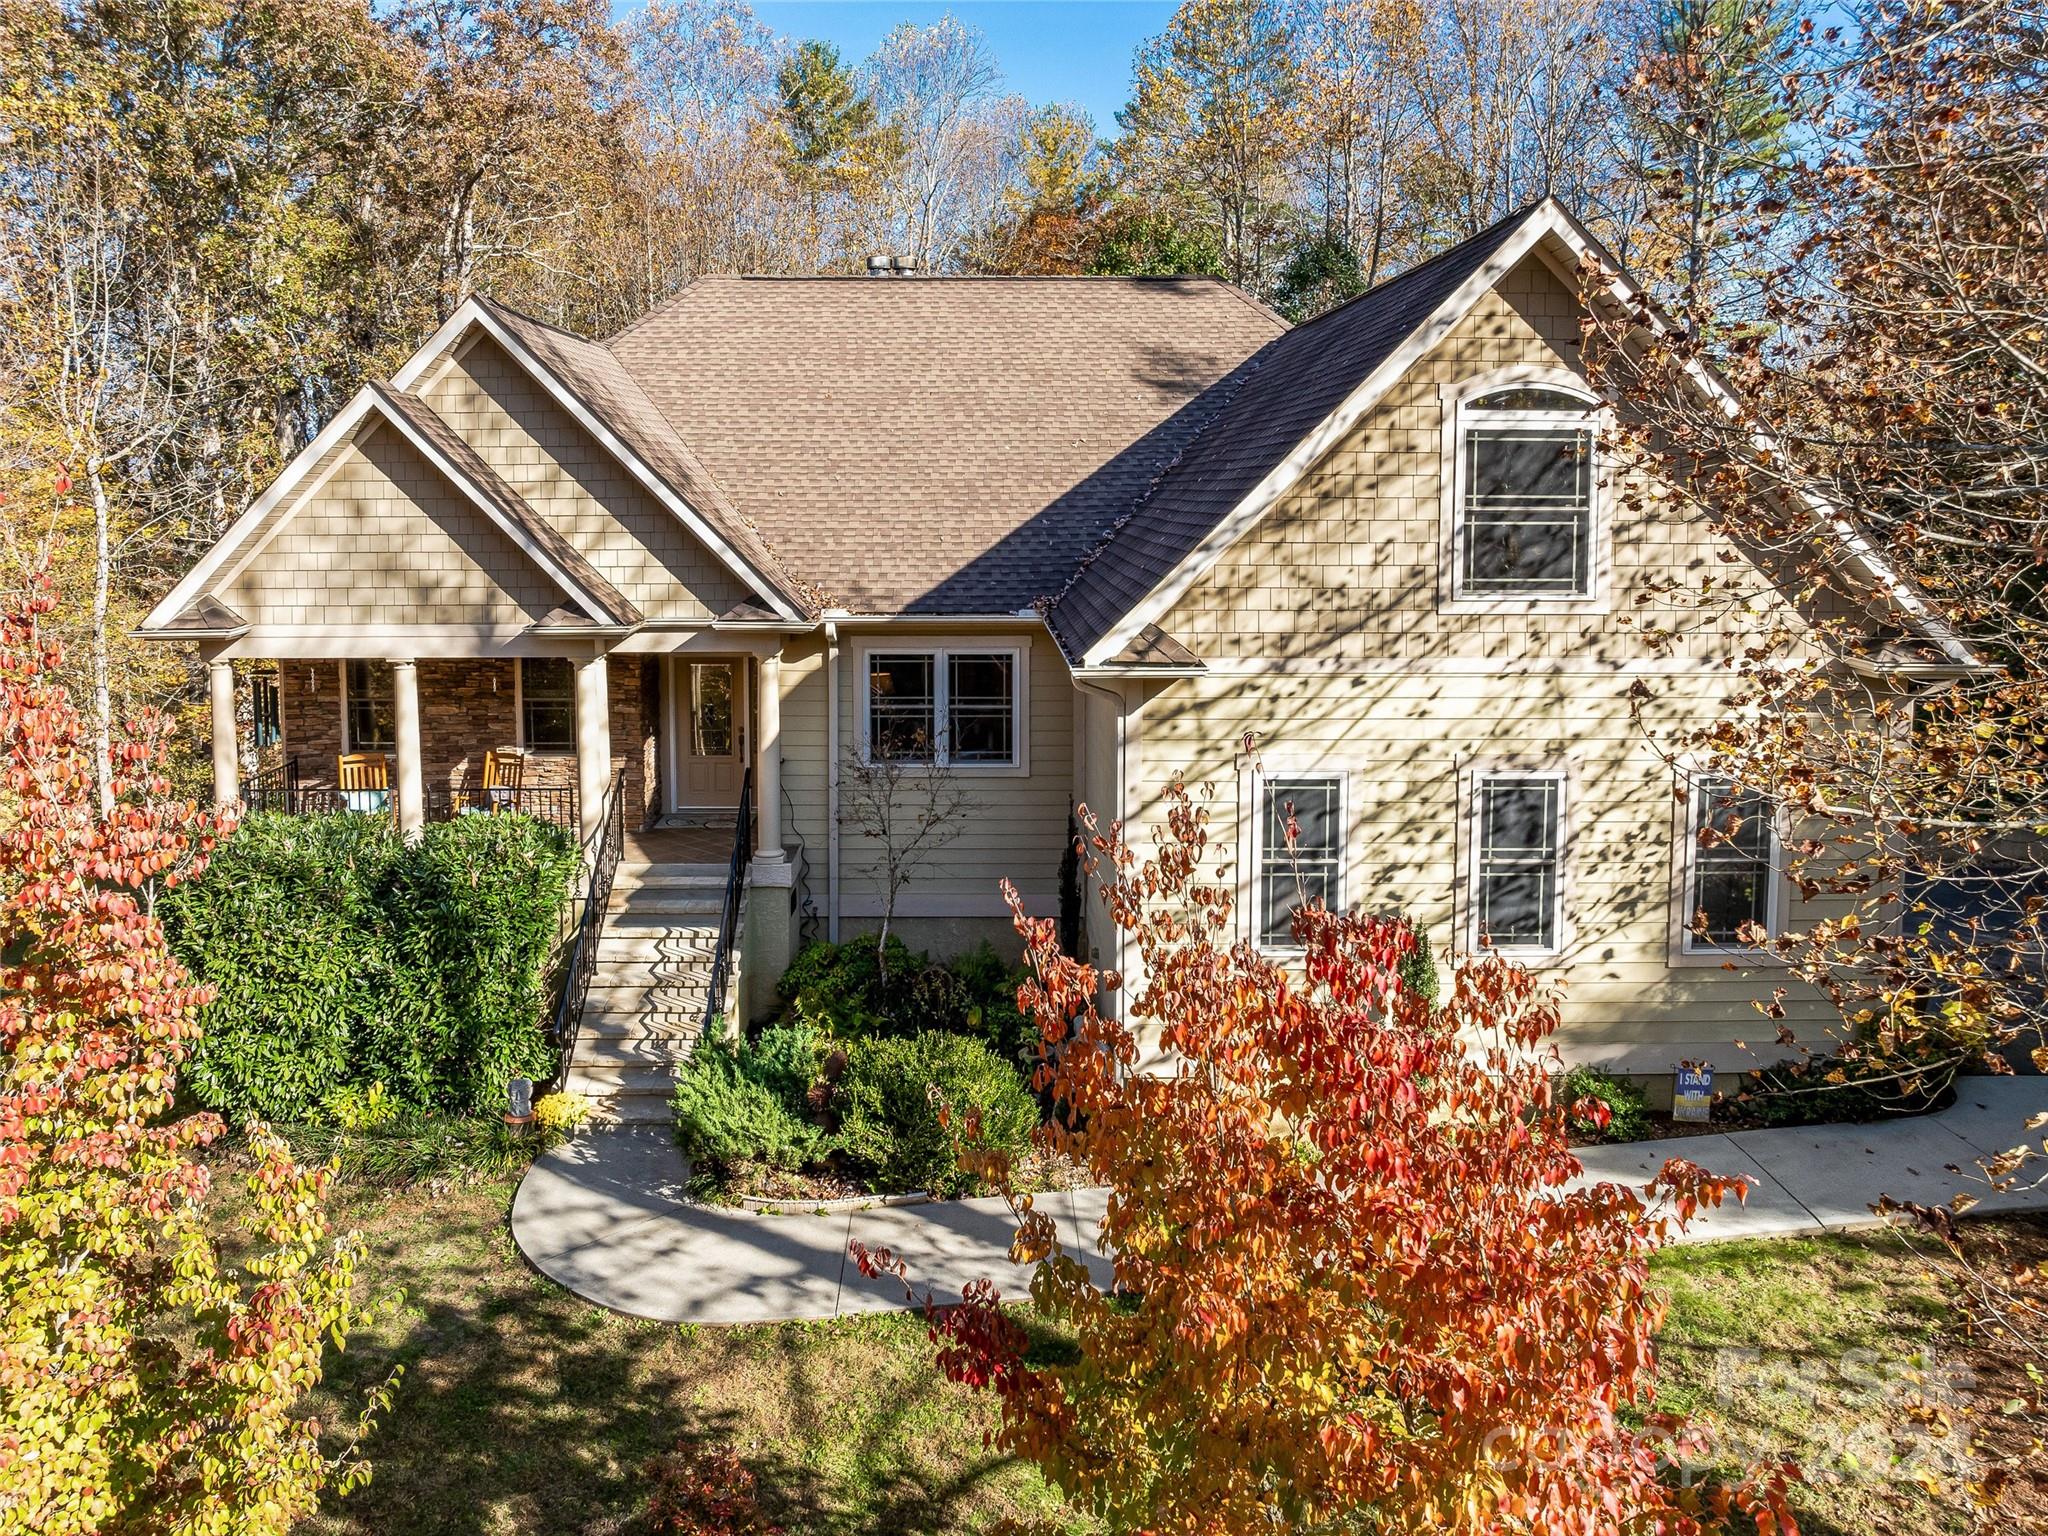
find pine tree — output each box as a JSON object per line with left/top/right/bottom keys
{"left": 1620, "top": 0, "right": 1796, "bottom": 333}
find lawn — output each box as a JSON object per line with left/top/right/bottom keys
{"left": 299, "top": 1175, "right": 1071, "bottom": 1536}
{"left": 299, "top": 1172, "right": 2046, "bottom": 1536}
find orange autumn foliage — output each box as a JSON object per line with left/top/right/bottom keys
{"left": 858, "top": 776, "right": 1800, "bottom": 1535}
{"left": 0, "top": 574, "right": 387, "bottom": 1535}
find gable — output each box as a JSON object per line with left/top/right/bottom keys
{"left": 419, "top": 334, "right": 752, "bottom": 623}
{"left": 216, "top": 421, "right": 564, "bottom": 630}
{"left": 1157, "top": 254, "right": 1814, "bottom": 668}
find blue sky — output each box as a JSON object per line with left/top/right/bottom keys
{"left": 624, "top": 2, "right": 1176, "bottom": 131}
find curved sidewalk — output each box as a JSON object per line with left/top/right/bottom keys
{"left": 510, "top": 1078, "right": 2048, "bottom": 1326}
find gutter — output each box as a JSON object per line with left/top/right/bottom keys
{"left": 1840, "top": 656, "right": 1991, "bottom": 685}
{"left": 1073, "top": 665, "right": 1206, "bottom": 681}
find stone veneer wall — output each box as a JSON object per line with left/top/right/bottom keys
{"left": 275, "top": 656, "right": 659, "bottom": 827}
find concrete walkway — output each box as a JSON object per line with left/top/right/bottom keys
{"left": 509, "top": 1077, "right": 2047, "bottom": 1325}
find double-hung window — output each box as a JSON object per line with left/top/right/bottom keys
{"left": 1257, "top": 775, "right": 1343, "bottom": 949}
{"left": 864, "top": 645, "right": 1023, "bottom": 768}
{"left": 344, "top": 660, "right": 395, "bottom": 753}
{"left": 1471, "top": 772, "right": 1566, "bottom": 954}
{"left": 1685, "top": 776, "right": 1777, "bottom": 948}
{"left": 517, "top": 658, "right": 576, "bottom": 752}
{"left": 1456, "top": 385, "right": 1597, "bottom": 598}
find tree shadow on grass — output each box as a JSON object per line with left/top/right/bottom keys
{"left": 307, "top": 1187, "right": 1054, "bottom": 1536}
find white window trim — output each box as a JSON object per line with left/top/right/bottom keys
{"left": 1670, "top": 769, "right": 1790, "bottom": 967}
{"left": 853, "top": 640, "right": 1030, "bottom": 776}
{"left": 1439, "top": 365, "right": 1610, "bottom": 614}
{"left": 1249, "top": 766, "right": 1347, "bottom": 954}
{"left": 513, "top": 657, "right": 577, "bottom": 756}
{"left": 1465, "top": 764, "right": 1572, "bottom": 961}
{"left": 340, "top": 659, "right": 396, "bottom": 755}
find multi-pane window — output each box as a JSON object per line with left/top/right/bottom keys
{"left": 1688, "top": 776, "right": 1775, "bottom": 946}
{"left": 344, "top": 660, "right": 395, "bottom": 752}
{"left": 1473, "top": 773, "right": 1565, "bottom": 952}
{"left": 868, "top": 653, "right": 938, "bottom": 759}
{"left": 866, "top": 647, "right": 1020, "bottom": 767}
{"left": 1259, "top": 776, "right": 1342, "bottom": 948}
{"left": 947, "top": 653, "right": 1015, "bottom": 764}
{"left": 519, "top": 658, "right": 575, "bottom": 751}
{"left": 1459, "top": 386, "right": 1596, "bottom": 597}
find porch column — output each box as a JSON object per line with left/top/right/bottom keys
{"left": 756, "top": 650, "right": 782, "bottom": 856}
{"left": 208, "top": 660, "right": 238, "bottom": 807}
{"left": 575, "top": 651, "right": 611, "bottom": 848}
{"left": 392, "top": 659, "right": 425, "bottom": 841}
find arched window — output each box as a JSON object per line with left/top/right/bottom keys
{"left": 1453, "top": 379, "right": 1599, "bottom": 599}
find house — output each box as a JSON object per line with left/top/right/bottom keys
{"left": 141, "top": 199, "right": 1965, "bottom": 1113}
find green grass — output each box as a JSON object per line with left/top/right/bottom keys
{"left": 298, "top": 1177, "right": 1071, "bottom": 1536}
{"left": 1650, "top": 1230, "right": 1974, "bottom": 1536}
{"left": 298, "top": 1172, "right": 2033, "bottom": 1536}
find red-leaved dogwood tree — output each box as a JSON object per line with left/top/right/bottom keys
{"left": 0, "top": 573, "right": 389, "bottom": 1536}
{"left": 859, "top": 776, "right": 1799, "bottom": 1535}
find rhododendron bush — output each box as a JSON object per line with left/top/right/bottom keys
{"left": 860, "top": 778, "right": 1799, "bottom": 1535}
{"left": 0, "top": 577, "right": 385, "bottom": 1536}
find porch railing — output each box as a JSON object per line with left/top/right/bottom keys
{"left": 547, "top": 766, "right": 626, "bottom": 1073}
{"left": 704, "top": 767, "right": 754, "bottom": 1031}
{"left": 245, "top": 755, "right": 578, "bottom": 830}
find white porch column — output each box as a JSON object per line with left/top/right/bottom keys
{"left": 208, "top": 660, "right": 238, "bottom": 807}
{"left": 392, "top": 659, "right": 425, "bottom": 841}
{"left": 756, "top": 650, "right": 782, "bottom": 856}
{"left": 575, "top": 651, "right": 611, "bottom": 849}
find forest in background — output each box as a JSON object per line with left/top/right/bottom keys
{"left": 0, "top": 0, "right": 1881, "bottom": 759}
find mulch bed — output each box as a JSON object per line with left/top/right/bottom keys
{"left": 1941, "top": 1214, "right": 2048, "bottom": 1533}
{"left": 707, "top": 1146, "right": 1095, "bottom": 1206}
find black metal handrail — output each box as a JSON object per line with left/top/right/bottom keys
{"left": 547, "top": 767, "right": 626, "bottom": 1074}
{"left": 246, "top": 754, "right": 303, "bottom": 814}
{"left": 243, "top": 755, "right": 579, "bottom": 829}
{"left": 704, "top": 767, "right": 754, "bottom": 1031}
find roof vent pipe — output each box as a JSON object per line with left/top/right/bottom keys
{"left": 891, "top": 254, "right": 918, "bottom": 276}
{"left": 866, "top": 255, "right": 892, "bottom": 276}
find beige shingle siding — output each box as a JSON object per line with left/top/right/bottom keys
{"left": 423, "top": 335, "right": 746, "bottom": 621}
{"left": 776, "top": 625, "right": 1070, "bottom": 921}
{"left": 1124, "top": 254, "right": 1844, "bottom": 1060}
{"left": 1162, "top": 259, "right": 1792, "bottom": 666}
{"left": 219, "top": 422, "right": 556, "bottom": 628}
{"left": 1130, "top": 672, "right": 1844, "bottom": 1056}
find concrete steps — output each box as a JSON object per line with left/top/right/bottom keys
{"left": 565, "top": 859, "right": 735, "bottom": 1124}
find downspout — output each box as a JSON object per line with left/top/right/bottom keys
{"left": 826, "top": 620, "right": 841, "bottom": 943}
{"left": 1072, "top": 675, "right": 1128, "bottom": 987}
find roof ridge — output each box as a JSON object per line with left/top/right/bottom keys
{"left": 601, "top": 274, "right": 709, "bottom": 348}
{"left": 1279, "top": 200, "right": 1548, "bottom": 341}
{"left": 474, "top": 291, "right": 593, "bottom": 344}
{"left": 1042, "top": 343, "right": 1274, "bottom": 656}
{"left": 590, "top": 320, "right": 824, "bottom": 613}
{"left": 1045, "top": 202, "right": 1555, "bottom": 659}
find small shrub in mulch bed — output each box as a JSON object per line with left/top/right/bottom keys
{"left": 675, "top": 937, "right": 1051, "bottom": 1200}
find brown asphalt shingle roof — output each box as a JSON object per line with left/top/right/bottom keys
{"left": 476, "top": 298, "right": 813, "bottom": 616}
{"left": 161, "top": 594, "right": 249, "bottom": 633}
{"left": 604, "top": 276, "right": 1283, "bottom": 615}
{"left": 1047, "top": 205, "right": 1543, "bottom": 659}
{"left": 373, "top": 383, "right": 644, "bottom": 628}
{"left": 1107, "top": 624, "right": 1203, "bottom": 669}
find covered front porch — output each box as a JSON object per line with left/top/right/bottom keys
{"left": 203, "top": 643, "right": 793, "bottom": 864}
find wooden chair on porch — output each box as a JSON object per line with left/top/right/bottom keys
{"left": 336, "top": 752, "right": 389, "bottom": 814}
{"left": 457, "top": 747, "right": 525, "bottom": 815}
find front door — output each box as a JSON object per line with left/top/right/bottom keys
{"left": 672, "top": 656, "right": 746, "bottom": 811}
